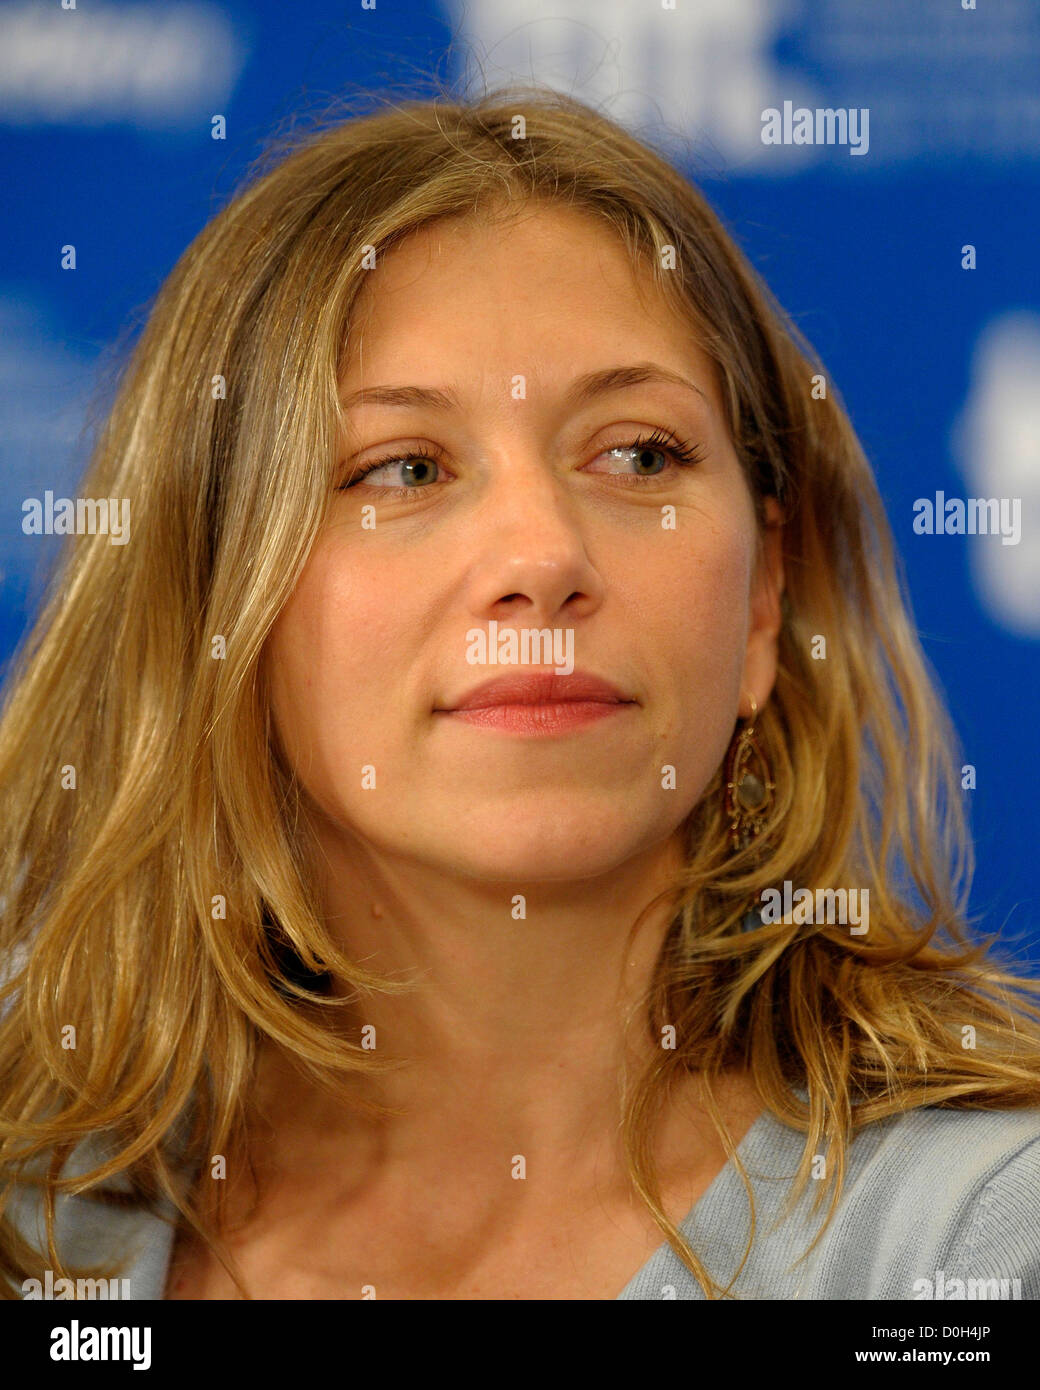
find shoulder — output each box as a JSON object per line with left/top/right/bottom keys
{"left": 621, "top": 1099, "right": 1040, "bottom": 1301}
{"left": 777, "top": 1103, "right": 1040, "bottom": 1300}
{"left": 660, "top": 1101, "right": 1040, "bottom": 1301}
{"left": 4, "top": 1138, "right": 178, "bottom": 1301}
{"left": 842, "top": 1103, "right": 1040, "bottom": 1212}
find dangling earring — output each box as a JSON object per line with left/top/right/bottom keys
{"left": 723, "top": 692, "right": 775, "bottom": 853}
{"left": 724, "top": 693, "right": 776, "bottom": 932}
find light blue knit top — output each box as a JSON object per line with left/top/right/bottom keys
{"left": 8, "top": 1101, "right": 1040, "bottom": 1300}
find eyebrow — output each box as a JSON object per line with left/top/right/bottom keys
{"left": 339, "top": 362, "right": 709, "bottom": 413}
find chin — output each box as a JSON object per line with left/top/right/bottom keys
{"left": 432, "top": 821, "right": 666, "bottom": 886}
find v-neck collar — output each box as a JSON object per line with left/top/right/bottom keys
{"left": 615, "top": 1100, "right": 807, "bottom": 1299}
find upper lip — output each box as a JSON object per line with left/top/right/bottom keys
{"left": 437, "top": 671, "right": 635, "bottom": 712}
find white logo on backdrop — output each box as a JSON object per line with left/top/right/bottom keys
{"left": 951, "top": 312, "right": 1040, "bottom": 637}
{"left": 443, "top": 0, "right": 1040, "bottom": 170}
{"left": 441, "top": 0, "right": 798, "bottom": 169}
{"left": 0, "top": 2, "right": 243, "bottom": 127}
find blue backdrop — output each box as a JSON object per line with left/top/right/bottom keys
{"left": 2, "top": 0, "right": 1037, "bottom": 955}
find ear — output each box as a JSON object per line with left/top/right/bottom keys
{"left": 739, "top": 495, "right": 785, "bottom": 719}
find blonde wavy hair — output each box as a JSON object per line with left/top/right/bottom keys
{"left": 3, "top": 84, "right": 1040, "bottom": 1301}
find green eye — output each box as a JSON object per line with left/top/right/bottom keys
{"left": 340, "top": 451, "right": 441, "bottom": 492}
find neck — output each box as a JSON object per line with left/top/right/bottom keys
{"left": 243, "top": 819, "right": 761, "bottom": 1211}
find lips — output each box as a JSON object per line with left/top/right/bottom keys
{"left": 438, "top": 671, "right": 634, "bottom": 712}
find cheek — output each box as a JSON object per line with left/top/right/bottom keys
{"left": 642, "top": 509, "right": 752, "bottom": 659}
{"left": 264, "top": 539, "right": 420, "bottom": 783}
{"left": 634, "top": 512, "right": 753, "bottom": 775}
{"left": 264, "top": 594, "right": 318, "bottom": 776}
{"left": 265, "top": 546, "right": 361, "bottom": 763}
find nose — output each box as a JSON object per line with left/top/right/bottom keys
{"left": 462, "top": 457, "right": 606, "bottom": 627}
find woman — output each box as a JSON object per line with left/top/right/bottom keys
{"left": 2, "top": 85, "right": 1039, "bottom": 1302}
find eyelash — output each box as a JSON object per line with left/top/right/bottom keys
{"left": 338, "top": 427, "right": 705, "bottom": 496}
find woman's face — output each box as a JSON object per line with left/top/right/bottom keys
{"left": 266, "top": 204, "right": 783, "bottom": 883}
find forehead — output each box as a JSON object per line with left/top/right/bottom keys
{"left": 341, "top": 203, "right": 723, "bottom": 409}
{"left": 359, "top": 202, "right": 646, "bottom": 290}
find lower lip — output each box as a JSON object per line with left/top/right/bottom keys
{"left": 438, "top": 700, "right": 636, "bottom": 734}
